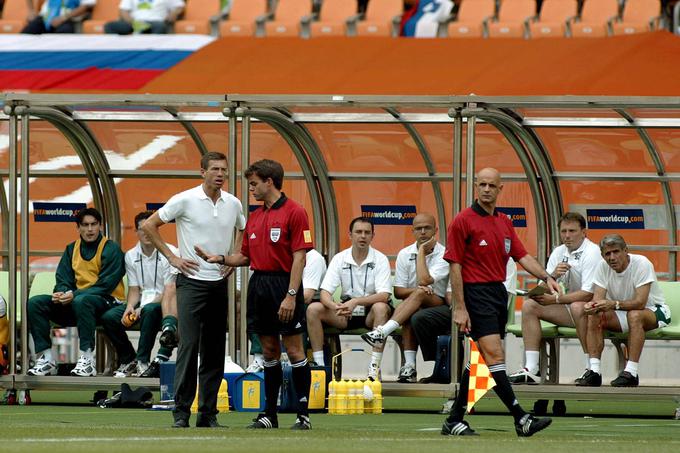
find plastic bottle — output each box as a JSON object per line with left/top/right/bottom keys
{"left": 328, "top": 380, "right": 337, "bottom": 414}
{"left": 354, "top": 380, "right": 364, "bottom": 414}
{"left": 370, "top": 379, "right": 382, "bottom": 414}
{"left": 335, "top": 379, "right": 348, "bottom": 415}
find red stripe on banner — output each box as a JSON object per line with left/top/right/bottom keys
{"left": 0, "top": 69, "right": 163, "bottom": 90}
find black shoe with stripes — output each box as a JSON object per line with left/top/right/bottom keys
{"left": 291, "top": 414, "right": 311, "bottom": 430}
{"left": 247, "top": 413, "right": 278, "bottom": 429}
{"left": 441, "top": 420, "right": 478, "bottom": 436}
{"left": 515, "top": 414, "right": 552, "bottom": 437}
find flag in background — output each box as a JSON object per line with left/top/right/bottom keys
{"left": 466, "top": 337, "right": 496, "bottom": 413}
{"left": 401, "top": 0, "right": 453, "bottom": 37}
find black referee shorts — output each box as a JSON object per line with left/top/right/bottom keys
{"left": 247, "top": 271, "right": 305, "bottom": 336}
{"left": 463, "top": 282, "right": 508, "bottom": 341}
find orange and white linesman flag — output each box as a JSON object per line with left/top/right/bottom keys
{"left": 467, "top": 337, "right": 496, "bottom": 413}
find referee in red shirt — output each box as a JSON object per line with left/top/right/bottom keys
{"left": 441, "top": 167, "right": 559, "bottom": 437}
{"left": 209, "top": 159, "right": 314, "bottom": 430}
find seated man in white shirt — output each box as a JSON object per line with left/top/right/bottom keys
{"left": 104, "top": 0, "right": 184, "bottom": 34}
{"left": 306, "top": 217, "right": 392, "bottom": 380}
{"left": 579, "top": 234, "right": 671, "bottom": 387}
{"left": 361, "top": 213, "right": 448, "bottom": 383}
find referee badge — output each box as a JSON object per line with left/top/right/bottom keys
{"left": 270, "top": 227, "right": 281, "bottom": 243}
{"left": 504, "top": 238, "right": 511, "bottom": 253}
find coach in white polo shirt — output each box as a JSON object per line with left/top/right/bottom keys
{"left": 143, "top": 151, "right": 245, "bottom": 429}
{"left": 104, "top": 0, "right": 185, "bottom": 34}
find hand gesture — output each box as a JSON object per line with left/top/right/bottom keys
{"left": 169, "top": 253, "right": 199, "bottom": 276}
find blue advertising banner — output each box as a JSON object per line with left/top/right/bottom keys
{"left": 146, "top": 203, "right": 165, "bottom": 212}
{"left": 33, "top": 202, "right": 86, "bottom": 222}
{"left": 496, "top": 207, "right": 527, "bottom": 228}
{"left": 586, "top": 209, "right": 645, "bottom": 229}
{"left": 360, "top": 205, "right": 417, "bottom": 225}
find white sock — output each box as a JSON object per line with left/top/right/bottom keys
{"left": 81, "top": 349, "right": 93, "bottom": 360}
{"left": 404, "top": 350, "right": 417, "bottom": 367}
{"left": 381, "top": 320, "right": 400, "bottom": 336}
{"left": 624, "top": 360, "right": 639, "bottom": 377}
{"left": 253, "top": 353, "right": 264, "bottom": 364}
{"left": 589, "top": 357, "right": 601, "bottom": 374}
{"left": 370, "top": 351, "right": 383, "bottom": 366}
{"left": 585, "top": 355, "right": 591, "bottom": 370}
{"left": 312, "top": 351, "right": 325, "bottom": 367}
{"left": 525, "top": 350, "right": 540, "bottom": 374}
{"left": 40, "top": 349, "right": 53, "bottom": 363}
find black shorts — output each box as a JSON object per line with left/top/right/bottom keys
{"left": 247, "top": 271, "right": 305, "bottom": 336}
{"left": 464, "top": 282, "right": 508, "bottom": 341}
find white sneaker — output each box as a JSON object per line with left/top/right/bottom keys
{"left": 113, "top": 361, "right": 138, "bottom": 378}
{"left": 367, "top": 362, "right": 380, "bottom": 381}
{"left": 135, "top": 362, "right": 149, "bottom": 377}
{"left": 246, "top": 360, "right": 264, "bottom": 373}
{"left": 71, "top": 355, "right": 97, "bottom": 377}
{"left": 508, "top": 367, "right": 540, "bottom": 385}
{"left": 27, "top": 356, "right": 57, "bottom": 376}
{"left": 361, "top": 327, "right": 386, "bottom": 347}
{"left": 397, "top": 363, "right": 417, "bottom": 383}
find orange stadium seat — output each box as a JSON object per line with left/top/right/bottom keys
{"left": 219, "top": 0, "right": 269, "bottom": 37}
{"left": 0, "top": 0, "right": 32, "bottom": 33}
{"left": 82, "top": 0, "right": 120, "bottom": 33}
{"left": 528, "top": 0, "right": 577, "bottom": 38}
{"left": 568, "top": 0, "right": 620, "bottom": 37}
{"left": 487, "top": 0, "right": 536, "bottom": 38}
{"left": 310, "top": 0, "right": 358, "bottom": 37}
{"left": 174, "top": 0, "right": 221, "bottom": 34}
{"left": 611, "top": 0, "right": 662, "bottom": 35}
{"left": 264, "top": 0, "right": 312, "bottom": 37}
{"left": 354, "top": 0, "right": 402, "bottom": 37}
{"left": 447, "top": 0, "right": 496, "bottom": 38}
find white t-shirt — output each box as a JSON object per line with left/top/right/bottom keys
{"left": 119, "top": 0, "right": 185, "bottom": 22}
{"left": 125, "top": 242, "right": 177, "bottom": 305}
{"left": 592, "top": 254, "right": 667, "bottom": 310}
{"left": 39, "top": 0, "right": 96, "bottom": 18}
{"left": 158, "top": 185, "right": 245, "bottom": 281}
{"left": 394, "top": 242, "right": 449, "bottom": 298}
{"left": 547, "top": 238, "right": 602, "bottom": 294}
{"left": 303, "top": 249, "right": 326, "bottom": 292}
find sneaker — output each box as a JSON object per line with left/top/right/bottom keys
{"left": 508, "top": 368, "right": 540, "bottom": 385}
{"left": 441, "top": 419, "right": 478, "bottom": 436}
{"left": 27, "top": 356, "right": 57, "bottom": 376}
{"left": 247, "top": 413, "right": 278, "bottom": 429}
{"left": 367, "top": 362, "right": 380, "bottom": 381}
{"left": 515, "top": 414, "right": 552, "bottom": 437}
{"left": 113, "top": 361, "right": 138, "bottom": 378}
{"left": 397, "top": 363, "right": 417, "bottom": 383}
{"left": 71, "top": 355, "right": 97, "bottom": 377}
{"left": 610, "top": 371, "right": 639, "bottom": 387}
{"left": 361, "top": 327, "right": 385, "bottom": 347}
{"left": 291, "top": 414, "right": 311, "bottom": 430}
{"left": 159, "top": 326, "right": 178, "bottom": 349}
{"left": 574, "top": 369, "right": 589, "bottom": 385}
{"left": 139, "top": 359, "right": 161, "bottom": 378}
{"left": 574, "top": 369, "right": 601, "bottom": 387}
{"left": 246, "top": 360, "right": 264, "bottom": 373}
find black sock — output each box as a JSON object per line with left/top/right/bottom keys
{"left": 489, "top": 363, "right": 526, "bottom": 423}
{"left": 263, "top": 359, "right": 282, "bottom": 418}
{"left": 291, "top": 358, "right": 311, "bottom": 417}
{"left": 446, "top": 364, "right": 470, "bottom": 423}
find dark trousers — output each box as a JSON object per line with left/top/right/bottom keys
{"left": 104, "top": 20, "right": 168, "bottom": 34}
{"left": 22, "top": 16, "right": 76, "bottom": 33}
{"left": 27, "top": 293, "right": 111, "bottom": 353}
{"left": 101, "top": 302, "right": 169, "bottom": 364}
{"left": 173, "top": 274, "right": 228, "bottom": 421}
{"left": 411, "top": 305, "right": 451, "bottom": 362}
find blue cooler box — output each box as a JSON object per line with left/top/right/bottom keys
{"left": 223, "top": 372, "right": 244, "bottom": 409}
{"left": 233, "top": 372, "right": 265, "bottom": 412}
{"left": 159, "top": 361, "right": 176, "bottom": 401}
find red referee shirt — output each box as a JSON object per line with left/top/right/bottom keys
{"left": 444, "top": 201, "right": 528, "bottom": 284}
{"left": 241, "top": 194, "right": 313, "bottom": 272}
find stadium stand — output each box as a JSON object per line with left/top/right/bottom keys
{"left": 174, "top": 0, "right": 221, "bottom": 35}
{"left": 309, "top": 0, "right": 358, "bottom": 37}
{"left": 264, "top": 0, "right": 313, "bottom": 37}
{"left": 568, "top": 0, "right": 620, "bottom": 37}
{"left": 82, "top": 0, "right": 120, "bottom": 34}
{"left": 446, "top": 0, "right": 496, "bottom": 38}
{"left": 353, "top": 0, "right": 402, "bottom": 37}
{"left": 0, "top": 0, "right": 30, "bottom": 33}
{"left": 611, "top": 0, "right": 662, "bottom": 35}
{"left": 218, "top": 0, "right": 270, "bottom": 37}
{"left": 487, "top": 0, "right": 537, "bottom": 38}
{"left": 528, "top": 0, "right": 578, "bottom": 38}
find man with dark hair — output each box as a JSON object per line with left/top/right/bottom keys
{"left": 307, "top": 216, "right": 392, "bottom": 380}
{"left": 100, "top": 211, "right": 179, "bottom": 378}
{"left": 203, "top": 158, "right": 314, "bottom": 430}
{"left": 142, "top": 151, "right": 246, "bottom": 428}
{"left": 579, "top": 234, "right": 671, "bottom": 387}
{"left": 441, "top": 167, "right": 557, "bottom": 437}
{"left": 509, "top": 211, "right": 602, "bottom": 385}
{"left": 27, "top": 207, "right": 126, "bottom": 377}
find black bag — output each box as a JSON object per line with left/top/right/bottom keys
{"left": 431, "top": 335, "right": 451, "bottom": 384}
{"left": 98, "top": 383, "right": 153, "bottom": 408}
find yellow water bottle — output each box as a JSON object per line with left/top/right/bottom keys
{"left": 336, "top": 379, "right": 348, "bottom": 415}
{"left": 354, "top": 380, "right": 364, "bottom": 414}
{"left": 370, "top": 379, "right": 382, "bottom": 414}
{"left": 328, "top": 380, "right": 337, "bottom": 414}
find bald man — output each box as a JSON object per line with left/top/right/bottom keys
{"left": 362, "top": 213, "right": 449, "bottom": 383}
{"left": 440, "top": 168, "right": 558, "bottom": 437}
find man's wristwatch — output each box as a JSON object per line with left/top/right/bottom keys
{"left": 287, "top": 289, "right": 297, "bottom": 297}
{"left": 615, "top": 300, "right": 621, "bottom": 310}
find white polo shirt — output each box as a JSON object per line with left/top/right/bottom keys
{"left": 394, "top": 241, "right": 448, "bottom": 298}
{"left": 547, "top": 238, "right": 602, "bottom": 294}
{"left": 125, "top": 242, "right": 177, "bottom": 305}
{"left": 158, "top": 185, "right": 245, "bottom": 281}
{"left": 119, "top": 0, "right": 185, "bottom": 22}
{"left": 303, "top": 249, "right": 327, "bottom": 292}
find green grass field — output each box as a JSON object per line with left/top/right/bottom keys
{"left": 1, "top": 393, "right": 679, "bottom": 453}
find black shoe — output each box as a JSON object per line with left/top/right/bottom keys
{"left": 610, "top": 371, "right": 639, "bottom": 387}
{"left": 574, "top": 369, "right": 589, "bottom": 385}
{"left": 159, "top": 327, "right": 179, "bottom": 349}
{"left": 419, "top": 375, "right": 435, "bottom": 384}
{"left": 574, "top": 369, "right": 602, "bottom": 387}
{"left": 515, "top": 414, "right": 552, "bottom": 437}
{"left": 247, "top": 413, "right": 278, "bottom": 429}
{"left": 291, "top": 414, "right": 311, "bottom": 430}
{"left": 139, "top": 360, "right": 161, "bottom": 378}
{"left": 196, "top": 416, "right": 227, "bottom": 428}
{"left": 441, "top": 419, "right": 478, "bottom": 436}
{"left": 173, "top": 418, "right": 189, "bottom": 428}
